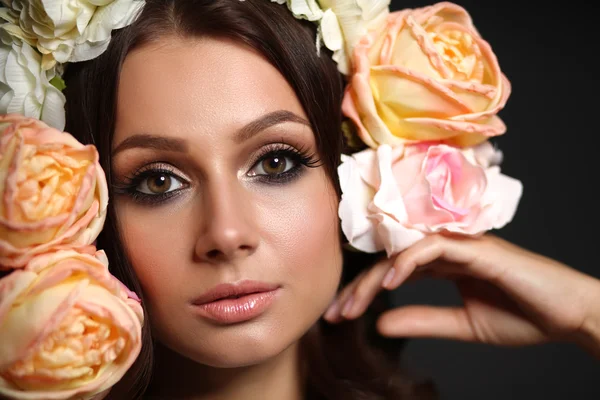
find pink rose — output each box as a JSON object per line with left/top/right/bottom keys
{"left": 338, "top": 142, "right": 522, "bottom": 256}
{"left": 0, "top": 114, "right": 108, "bottom": 269}
{"left": 342, "top": 2, "right": 511, "bottom": 149}
{"left": 0, "top": 249, "right": 143, "bottom": 400}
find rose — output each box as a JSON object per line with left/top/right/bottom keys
{"left": 319, "top": 0, "right": 390, "bottom": 74}
{"left": 337, "top": 142, "right": 522, "bottom": 256}
{"left": 342, "top": 2, "right": 511, "bottom": 149}
{"left": 0, "top": 30, "right": 66, "bottom": 130}
{"left": 0, "top": 249, "right": 143, "bottom": 400}
{"left": 272, "top": 0, "right": 390, "bottom": 74}
{"left": 0, "top": 0, "right": 144, "bottom": 70}
{"left": 0, "top": 114, "right": 108, "bottom": 269}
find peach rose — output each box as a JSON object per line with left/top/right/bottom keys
{"left": 0, "top": 249, "right": 143, "bottom": 400}
{"left": 338, "top": 142, "right": 522, "bottom": 256}
{"left": 0, "top": 114, "right": 108, "bottom": 269}
{"left": 342, "top": 2, "right": 511, "bottom": 149}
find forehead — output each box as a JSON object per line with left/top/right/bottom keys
{"left": 114, "top": 36, "right": 304, "bottom": 145}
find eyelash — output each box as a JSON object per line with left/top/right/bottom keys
{"left": 113, "top": 163, "right": 185, "bottom": 206}
{"left": 251, "top": 143, "right": 320, "bottom": 184}
{"left": 112, "top": 143, "right": 321, "bottom": 206}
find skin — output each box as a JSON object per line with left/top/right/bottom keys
{"left": 325, "top": 233, "right": 600, "bottom": 359}
{"left": 111, "top": 36, "right": 342, "bottom": 399}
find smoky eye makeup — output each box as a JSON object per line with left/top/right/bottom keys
{"left": 112, "top": 142, "right": 322, "bottom": 206}
{"left": 112, "top": 162, "right": 191, "bottom": 206}
{"left": 246, "top": 142, "right": 321, "bottom": 185}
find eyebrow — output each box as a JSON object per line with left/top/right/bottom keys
{"left": 233, "top": 110, "right": 310, "bottom": 143}
{"left": 112, "top": 134, "right": 188, "bottom": 156}
{"left": 112, "top": 110, "right": 310, "bottom": 156}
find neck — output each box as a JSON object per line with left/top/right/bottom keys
{"left": 147, "top": 341, "right": 305, "bottom": 400}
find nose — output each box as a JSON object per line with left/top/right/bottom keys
{"left": 194, "top": 180, "right": 259, "bottom": 263}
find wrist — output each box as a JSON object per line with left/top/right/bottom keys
{"left": 574, "top": 280, "right": 600, "bottom": 359}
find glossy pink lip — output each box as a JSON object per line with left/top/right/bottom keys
{"left": 191, "top": 280, "right": 280, "bottom": 324}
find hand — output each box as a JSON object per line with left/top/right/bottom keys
{"left": 324, "top": 234, "right": 600, "bottom": 357}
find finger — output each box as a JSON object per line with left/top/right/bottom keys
{"left": 343, "top": 260, "right": 467, "bottom": 320}
{"left": 341, "top": 256, "right": 394, "bottom": 319}
{"left": 328, "top": 261, "right": 459, "bottom": 322}
{"left": 383, "top": 235, "right": 497, "bottom": 290}
{"left": 323, "top": 269, "right": 369, "bottom": 323}
{"left": 407, "top": 259, "right": 468, "bottom": 281}
{"left": 376, "top": 305, "right": 478, "bottom": 342}
{"left": 325, "top": 260, "right": 466, "bottom": 324}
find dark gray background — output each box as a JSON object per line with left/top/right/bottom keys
{"left": 386, "top": 1, "right": 599, "bottom": 398}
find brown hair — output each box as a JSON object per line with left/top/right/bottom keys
{"left": 63, "top": 0, "right": 436, "bottom": 398}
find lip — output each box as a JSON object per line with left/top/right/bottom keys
{"left": 191, "top": 280, "right": 280, "bottom": 324}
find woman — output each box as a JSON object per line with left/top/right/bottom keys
{"left": 58, "top": 0, "right": 600, "bottom": 399}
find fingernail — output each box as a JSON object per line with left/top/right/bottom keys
{"left": 341, "top": 295, "right": 354, "bottom": 317}
{"left": 382, "top": 267, "right": 396, "bottom": 288}
{"left": 324, "top": 299, "right": 339, "bottom": 320}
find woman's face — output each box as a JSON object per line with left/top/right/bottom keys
{"left": 111, "top": 36, "right": 343, "bottom": 367}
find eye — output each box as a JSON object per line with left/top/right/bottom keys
{"left": 249, "top": 152, "right": 297, "bottom": 177}
{"left": 137, "top": 172, "right": 185, "bottom": 195}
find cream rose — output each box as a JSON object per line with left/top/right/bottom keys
{"left": 318, "top": 0, "right": 390, "bottom": 73}
{"left": 0, "top": 0, "right": 144, "bottom": 70}
{"left": 342, "top": 2, "right": 511, "bottom": 149}
{"left": 338, "top": 142, "right": 522, "bottom": 256}
{"left": 272, "top": 0, "right": 390, "bottom": 74}
{"left": 0, "top": 249, "right": 143, "bottom": 400}
{"left": 0, "top": 114, "right": 108, "bottom": 269}
{"left": 0, "top": 31, "right": 66, "bottom": 130}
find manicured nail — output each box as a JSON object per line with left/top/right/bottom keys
{"left": 324, "top": 299, "right": 339, "bottom": 320}
{"left": 382, "top": 267, "right": 396, "bottom": 288}
{"left": 341, "top": 295, "right": 354, "bottom": 317}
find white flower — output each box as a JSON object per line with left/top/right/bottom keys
{"left": 273, "top": 0, "right": 323, "bottom": 20}
{"left": 319, "top": 0, "right": 389, "bottom": 73}
{"left": 0, "top": 30, "right": 66, "bottom": 130}
{"left": 0, "top": 0, "right": 144, "bottom": 70}
{"left": 272, "top": 0, "right": 390, "bottom": 74}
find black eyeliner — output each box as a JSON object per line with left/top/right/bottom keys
{"left": 113, "top": 143, "right": 321, "bottom": 205}
{"left": 251, "top": 143, "right": 321, "bottom": 185}
{"left": 112, "top": 163, "right": 188, "bottom": 206}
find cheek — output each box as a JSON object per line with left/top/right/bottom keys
{"left": 112, "top": 201, "right": 192, "bottom": 308}
{"left": 257, "top": 174, "right": 343, "bottom": 309}
{"left": 112, "top": 171, "right": 343, "bottom": 346}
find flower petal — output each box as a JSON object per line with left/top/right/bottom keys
{"left": 402, "top": 114, "right": 506, "bottom": 146}
{"left": 320, "top": 9, "right": 343, "bottom": 51}
{"left": 0, "top": 278, "right": 85, "bottom": 370}
{"left": 287, "top": 0, "right": 323, "bottom": 21}
{"left": 370, "top": 64, "right": 471, "bottom": 119}
{"left": 338, "top": 153, "right": 382, "bottom": 253}
{"left": 39, "top": 84, "right": 66, "bottom": 130}
{"left": 474, "top": 166, "right": 523, "bottom": 232}
{"left": 370, "top": 145, "right": 425, "bottom": 256}
{"left": 387, "top": 14, "right": 450, "bottom": 79}
{"left": 370, "top": 212, "right": 425, "bottom": 256}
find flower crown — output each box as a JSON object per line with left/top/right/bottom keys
{"left": 0, "top": 1, "right": 522, "bottom": 399}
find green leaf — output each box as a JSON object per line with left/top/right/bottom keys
{"left": 49, "top": 75, "right": 66, "bottom": 91}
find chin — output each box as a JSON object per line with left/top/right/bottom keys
{"left": 185, "top": 326, "right": 299, "bottom": 368}
{"left": 156, "top": 315, "right": 304, "bottom": 368}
